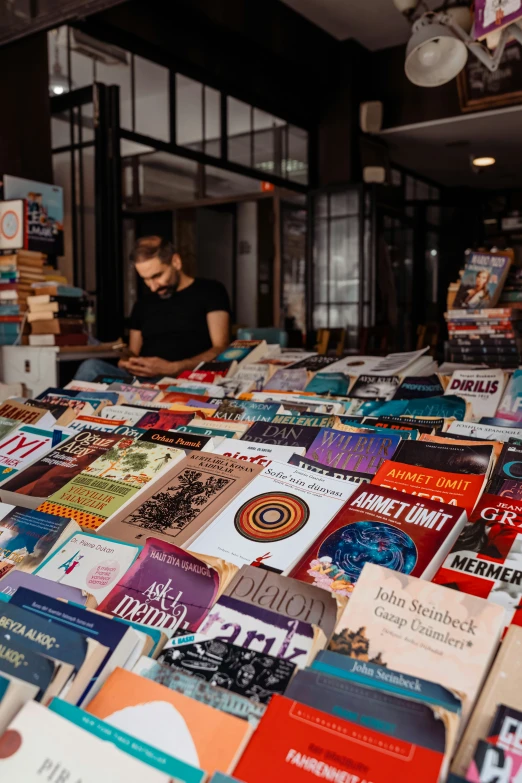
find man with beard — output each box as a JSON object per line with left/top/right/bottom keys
{"left": 75, "top": 236, "right": 231, "bottom": 382}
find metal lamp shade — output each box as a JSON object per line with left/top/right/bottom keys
{"left": 405, "top": 16, "right": 468, "bottom": 87}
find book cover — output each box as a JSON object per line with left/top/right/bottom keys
{"left": 138, "top": 428, "right": 214, "bottom": 455}
{"left": 0, "top": 417, "right": 20, "bottom": 441}
{"left": 272, "top": 413, "right": 337, "bottom": 428}
{"left": 0, "top": 504, "right": 74, "bottom": 577}
{"left": 133, "top": 658, "right": 265, "bottom": 725}
{"left": 349, "top": 374, "right": 401, "bottom": 401}
{"left": 135, "top": 410, "right": 193, "bottom": 430}
{"left": 371, "top": 458, "right": 486, "bottom": 515}
{"left": 488, "top": 443, "right": 522, "bottom": 494}
{"left": 216, "top": 340, "right": 265, "bottom": 364}
{"left": 157, "top": 636, "right": 296, "bottom": 703}
{"left": 66, "top": 415, "right": 127, "bottom": 433}
{"left": 285, "top": 668, "right": 447, "bottom": 750}
{"left": 198, "top": 594, "right": 319, "bottom": 667}
{"left": 213, "top": 400, "right": 281, "bottom": 422}
{"left": 223, "top": 564, "right": 338, "bottom": 638}
{"left": 99, "top": 452, "right": 263, "bottom": 547}
{"left": 453, "top": 251, "right": 512, "bottom": 309}
{"left": 213, "top": 439, "right": 303, "bottom": 467}
{"left": 34, "top": 531, "right": 140, "bottom": 602}
{"left": 176, "top": 424, "right": 235, "bottom": 439}
{"left": 0, "top": 431, "right": 127, "bottom": 507}
{"left": 289, "top": 484, "right": 466, "bottom": 594}
{"left": 466, "top": 741, "right": 522, "bottom": 782}
{"left": 0, "top": 570, "right": 88, "bottom": 605}
{"left": 0, "top": 701, "right": 172, "bottom": 781}
{"left": 240, "top": 421, "right": 323, "bottom": 449}
{"left": 263, "top": 368, "right": 310, "bottom": 392}
{"left": 447, "top": 421, "right": 516, "bottom": 442}
{"left": 497, "top": 369, "right": 522, "bottom": 422}
{"left": 189, "top": 463, "right": 358, "bottom": 572}
{"left": 0, "top": 426, "right": 58, "bottom": 481}
{"left": 234, "top": 695, "right": 445, "bottom": 783}
{"left": 433, "top": 493, "right": 522, "bottom": 629}
{"left": 391, "top": 439, "right": 493, "bottom": 475}
{"left": 285, "top": 355, "right": 338, "bottom": 372}
{"left": 304, "top": 427, "right": 401, "bottom": 474}
{"left": 97, "top": 538, "right": 220, "bottom": 634}
{"left": 304, "top": 372, "right": 351, "bottom": 396}
{"left": 37, "top": 439, "right": 185, "bottom": 531}
{"left": 363, "top": 394, "right": 470, "bottom": 422}
{"left": 86, "top": 668, "right": 251, "bottom": 776}
{"left": 487, "top": 705, "right": 522, "bottom": 752}
{"left": 49, "top": 699, "right": 205, "bottom": 783}
{"left": 100, "top": 404, "right": 147, "bottom": 425}
{"left": 107, "top": 383, "right": 161, "bottom": 404}
{"left": 366, "top": 414, "right": 443, "bottom": 433}
{"left": 453, "top": 626, "right": 522, "bottom": 776}
{"left": 288, "top": 452, "right": 372, "bottom": 485}
{"left": 393, "top": 374, "right": 446, "bottom": 400}
{"left": 445, "top": 369, "right": 507, "bottom": 419}
{"left": 0, "top": 635, "right": 57, "bottom": 699}
{"left": 0, "top": 400, "right": 53, "bottom": 428}
{"left": 330, "top": 563, "right": 504, "bottom": 723}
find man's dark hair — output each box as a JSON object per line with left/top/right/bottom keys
{"left": 130, "top": 236, "right": 175, "bottom": 265}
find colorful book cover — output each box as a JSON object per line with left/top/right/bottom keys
{"left": 305, "top": 427, "right": 401, "bottom": 474}
{"left": 0, "top": 636, "right": 57, "bottom": 699}
{"left": 497, "top": 369, "right": 522, "bottom": 422}
{"left": 135, "top": 410, "right": 193, "bottom": 431}
{"left": 49, "top": 698, "right": 205, "bottom": 783}
{"left": 272, "top": 414, "right": 336, "bottom": 428}
{"left": 0, "top": 400, "right": 54, "bottom": 428}
{"left": 445, "top": 369, "right": 506, "bottom": 420}
{"left": 304, "top": 372, "right": 351, "bottom": 396}
{"left": 213, "top": 439, "right": 302, "bottom": 467}
{"left": 34, "top": 531, "right": 140, "bottom": 602}
{"left": 289, "top": 484, "right": 466, "bottom": 594}
{"left": 223, "top": 564, "right": 338, "bottom": 638}
{"left": 138, "top": 428, "right": 213, "bottom": 454}
{"left": 239, "top": 421, "right": 318, "bottom": 449}
{"left": 0, "top": 504, "right": 73, "bottom": 578}
{"left": 157, "top": 636, "right": 295, "bottom": 703}
{"left": 288, "top": 452, "right": 372, "bottom": 485}
{"left": 213, "top": 400, "right": 281, "bottom": 422}
{"left": 466, "top": 741, "right": 522, "bottom": 782}
{"left": 107, "top": 382, "right": 162, "bottom": 404}
{"left": 234, "top": 695, "right": 445, "bottom": 783}
{"left": 330, "top": 563, "right": 505, "bottom": 723}
{"left": 371, "top": 459, "right": 486, "bottom": 516}
{"left": 100, "top": 453, "right": 263, "bottom": 547}
{"left": 97, "top": 538, "right": 220, "bottom": 634}
{"left": 133, "top": 658, "right": 265, "bottom": 725}
{"left": 86, "top": 668, "right": 252, "bottom": 777}
{"left": 285, "top": 668, "right": 448, "bottom": 750}
{"left": 453, "top": 251, "right": 512, "bottom": 309}
{"left": 37, "top": 439, "right": 184, "bottom": 530}
{"left": 349, "top": 374, "right": 401, "bottom": 401}
{"left": 433, "top": 493, "right": 522, "bottom": 629}
{"left": 216, "top": 340, "right": 263, "bottom": 363}
{"left": 0, "top": 425, "right": 57, "bottom": 481}
{"left": 198, "top": 594, "right": 317, "bottom": 667}
{"left": 391, "top": 439, "right": 493, "bottom": 475}
{"left": 67, "top": 415, "right": 127, "bottom": 433}
{"left": 488, "top": 443, "right": 522, "bottom": 494}
{"left": 176, "top": 424, "right": 235, "bottom": 439}
{"left": 263, "top": 368, "right": 309, "bottom": 392}
{"left": 487, "top": 704, "right": 522, "bottom": 753}
{"left": 393, "top": 374, "right": 445, "bottom": 400}
{"left": 0, "top": 570, "right": 88, "bottom": 605}
{"left": 362, "top": 395, "right": 469, "bottom": 421}
{"left": 190, "top": 463, "right": 358, "bottom": 572}
{"left": 0, "top": 701, "right": 172, "bottom": 782}
{"left": 366, "top": 414, "right": 442, "bottom": 433}
{"left": 113, "top": 424, "right": 146, "bottom": 438}
{"left": 0, "top": 430, "right": 126, "bottom": 502}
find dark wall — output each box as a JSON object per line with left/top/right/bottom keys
{"left": 0, "top": 33, "right": 53, "bottom": 183}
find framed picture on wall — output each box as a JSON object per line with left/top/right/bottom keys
{"left": 0, "top": 199, "right": 25, "bottom": 251}
{"left": 458, "top": 42, "right": 522, "bottom": 111}
{"left": 2, "top": 175, "right": 63, "bottom": 256}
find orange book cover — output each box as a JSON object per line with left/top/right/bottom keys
{"left": 371, "top": 459, "right": 485, "bottom": 516}
{"left": 86, "top": 668, "right": 251, "bottom": 776}
{"left": 159, "top": 391, "right": 210, "bottom": 404}
{"left": 233, "top": 695, "right": 444, "bottom": 783}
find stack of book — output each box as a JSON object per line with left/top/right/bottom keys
{"left": 445, "top": 307, "right": 522, "bottom": 368}
{"left": 499, "top": 263, "right": 522, "bottom": 307}
{"left": 26, "top": 292, "right": 87, "bottom": 347}
{"left": 0, "top": 256, "right": 21, "bottom": 345}
{"left": 13, "top": 250, "right": 47, "bottom": 312}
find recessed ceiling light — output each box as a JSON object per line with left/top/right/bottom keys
{"left": 473, "top": 156, "right": 496, "bottom": 167}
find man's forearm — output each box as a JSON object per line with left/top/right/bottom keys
{"left": 173, "top": 344, "right": 228, "bottom": 373}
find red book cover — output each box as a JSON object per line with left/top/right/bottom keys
{"left": 233, "top": 695, "right": 444, "bottom": 783}
{"left": 178, "top": 370, "right": 224, "bottom": 383}
{"left": 433, "top": 493, "right": 522, "bottom": 630}
{"left": 371, "top": 459, "right": 485, "bottom": 517}
{"left": 135, "top": 410, "right": 193, "bottom": 430}
{"left": 288, "top": 484, "right": 466, "bottom": 595}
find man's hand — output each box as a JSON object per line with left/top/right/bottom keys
{"left": 122, "top": 356, "right": 181, "bottom": 378}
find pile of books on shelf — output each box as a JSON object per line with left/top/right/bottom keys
{"left": 2, "top": 329, "right": 522, "bottom": 779}
{"left": 446, "top": 249, "right": 522, "bottom": 368}
{"left": 0, "top": 255, "right": 21, "bottom": 345}
{"left": 26, "top": 291, "right": 87, "bottom": 347}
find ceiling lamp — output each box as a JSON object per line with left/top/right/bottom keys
{"left": 401, "top": 6, "right": 522, "bottom": 87}
{"left": 49, "top": 31, "right": 69, "bottom": 96}
{"left": 472, "top": 156, "right": 496, "bottom": 167}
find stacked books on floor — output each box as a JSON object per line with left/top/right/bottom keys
{"left": 3, "top": 340, "right": 522, "bottom": 780}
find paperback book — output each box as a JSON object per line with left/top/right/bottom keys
{"left": 444, "top": 369, "right": 507, "bottom": 419}
{"left": 453, "top": 251, "right": 512, "bottom": 309}
{"left": 0, "top": 425, "right": 60, "bottom": 481}
{"left": 393, "top": 374, "right": 446, "bottom": 400}
{"left": 289, "top": 484, "right": 467, "bottom": 594}
{"left": 212, "top": 439, "right": 303, "bottom": 467}
{"left": 212, "top": 400, "right": 281, "bottom": 422}
{"left": 239, "top": 421, "right": 318, "bottom": 449}
{"left": 496, "top": 369, "right": 522, "bottom": 421}
{"left": 288, "top": 452, "right": 372, "bottom": 485}
{"left": 348, "top": 374, "right": 400, "bottom": 400}
{"left": 304, "top": 427, "right": 402, "bottom": 475}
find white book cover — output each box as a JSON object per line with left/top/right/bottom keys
{"left": 212, "top": 439, "right": 305, "bottom": 468}
{"left": 65, "top": 381, "right": 109, "bottom": 392}
{"left": 190, "top": 462, "right": 358, "bottom": 572}
{"left": 249, "top": 392, "right": 345, "bottom": 415}
{"left": 446, "top": 420, "right": 517, "bottom": 442}
{"left": 0, "top": 425, "right": 56, "bottom": 481}
{"left": 444, "top": 369, "right": 507, "bottom": 420}
{"left": 100, "top": 405, "right": 146, "bottom": 425}
{"left": 0, "top": 701, "right": 170, "bottom": 781}
{"left": 34, "top": 532, "right": 140, "bottom": 602}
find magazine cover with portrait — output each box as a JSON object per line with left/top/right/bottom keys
{"left": 453, "top": 250, "right": 512, "bottom": 309}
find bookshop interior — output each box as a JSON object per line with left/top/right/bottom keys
{"left": 4, "top": 0, "right": 522, "bottom": 781}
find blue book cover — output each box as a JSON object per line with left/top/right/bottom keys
{"left": 365, "top": 394, "right": 468, "bottom": 421}
{"left": 49, "top": 699, "right": 206, "bottom": 783}
{"left": 0, "top": 506, "right": 72, "bottom": 577}
{"left": 305, "top": 372, "right": 350, "bottom": 395}
{"left": 311, "top": 651, "right": 461, "bottom": 714}
{"left": 0, "top": 634, "right": 56, "bottom": 697}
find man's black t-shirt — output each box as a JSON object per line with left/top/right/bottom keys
{"left": 130, "top": 278, "right": 230, "bottom": 361}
